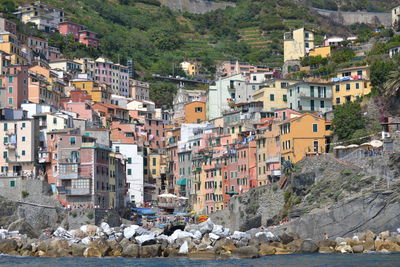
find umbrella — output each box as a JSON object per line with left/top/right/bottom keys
{"left": 346, "top": 144, "right": 359, "bottom": 149}
{"left": 178, "top": 196, "right": 188, "bottom": 200}
{"left": 158, "top": 193, "right": 177, "bottom": 198}
{"left": 333, "top": 145, "right": 346, "bottom": 150}
{"left": 370, "top": 140, "right": 383, "bottom": 148}
{"left": 360, "top": 142, "right": 372, "bottom": 147}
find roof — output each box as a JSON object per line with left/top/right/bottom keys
{"left": 279, "top": 113, "right": 323, "bottom": 125}
{"left": 337, "top": 65, "right": 369, "bottom": 72}
{"left": 93, "top": 102, "right": 128, "bottom": 111}
{"left": 288, "top": 81, "right": 333, "bottom": 88}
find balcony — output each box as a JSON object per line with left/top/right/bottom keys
{"left": 299, "top": 92, "right": 330, "bottom": 100}
{"left": 271, "top": 170, "right": 281, "bottom": 177}
{"left": 5, "top": 143, "right": 16, "bottom": 150}
{"left": 38, "top": 151, "right": 51, "bottom": 163}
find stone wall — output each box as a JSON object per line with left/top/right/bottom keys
{"left": 313, "top": 8, "right": 391, "bottom": 27}
{"left": 159, "top": 0, "right": 235, "bottom": 14}
{"left": 210, "top": 184, "right": 284, "bottom": 231}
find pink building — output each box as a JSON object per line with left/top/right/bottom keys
{"left": 145, "top": 118, "right": 164, "bottom": 150}
{"left": 218, "top": 61, "right": 275, "bottom": 78}
{"left": 79, "top": 30, "right": 99, "bottom": 48}
{"left": 58, "top": 21, "right": 83, "bottom": 40}
{"left": 2, "top": 65, "right": 29, "bottom": 109}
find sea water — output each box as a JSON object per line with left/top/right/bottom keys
{"left": 1, "top": 253, "right": 400, "bottom": 267}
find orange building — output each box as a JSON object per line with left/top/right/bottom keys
{"left": 183, "top": 101, "right": 206, "bottom": 123}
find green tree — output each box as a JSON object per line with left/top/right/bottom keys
{"left": 370, "top": 58, "right": 396, "bottom": 90}
{"left": 331, "top": 48, "right": 355, "bottom": 64}
{"left": 333, "top": 101, "right": 365, "bottom": 141}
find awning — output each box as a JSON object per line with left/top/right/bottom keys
{"left": 177, "top": 178, "right": 187, "bottom": 186}
{"left": 131, "top": 208, "right": 156, "bottom": 216}
{"left": 226, "top": 191, "right": 238, "bottom": 195}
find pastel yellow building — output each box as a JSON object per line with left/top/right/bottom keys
{"left": 309, "top": 46, "right": 331, "bottom": 58}
{"left": 70, "top": 79, "right": 111, "bottom": 103}
{"left": 393, "top": 6, "right": 400, "bottom": 26}
{"left": 253, "top": 79, "right": 298, "bottom": 111}
{"left": 180, "top": 61, "right": 199, "bottom": 76}
{"left": 284, "top": 28, "right": 315, "bottom": 62}
{"left": 0, "top": 32, "right": 27, "bottom": 65}
{"left": 332, "top": 66, "right": 371, "bottom": 106}
{"left": 279, "top": 113, "right": 331, "bottom": 163}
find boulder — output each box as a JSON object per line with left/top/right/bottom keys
{"left": 209, "top": 233, "right": 220, "bottom": 241}
{"left": 0, "top": 239, "right": 18, "bottom": 254}
{"left": 83, "top": 247, "right": 102, "bottom": 257}
{"left": 255, "top": 231, "right": 277, "bottom": 243}
{"left": 123, "top": 225, "right": 139, "bottom": 239}
{"left": 335, "top": 244, "right": 353, "bottom": 253}
{"left": 352, "top": 245, "right": 364, "bottom": 253}
{"left": 53, "top": 227, "right": 72, "bottom": 239}
{"left": 80, "top": 225, "right": 98, "bottom": 237}
{"left": 89, "top": 238, "right": 110, "bottom": 256}
{"left": 362, "top": 230, "right": 376, "bottom": 241}
{"left": 232, "top": 246, "right": 259, "bottom": 259}
{"left": 375, "top": 240, "right": 400, "bottom": 252}
{"left": 363, "top": 238, "right": 375, "bottom": 251}
{"left": 135, "top": 234, "right": 156, "bottom": 246}
{"left": 198, "top": 219, "right": 214, "bottom": 235}
{"left": 231, "top": 231, "right": 251, "bottom": 240}
{"left": 140, "top": 244, "right": 161, "bottom": 258}
{"left": 299, "top": 240, "right": 319, "bottom": 253}
{"left": 135, "top": 227, "right": 151, "bottom": 236}
{"left": 279, "top": 233, "right": 294, "bottom": 245}
{"left": 317, "top": 240, "right": 336, "bottom": 248}
{"left": 319, "top": 246, "right": 335, "bottom": 253}
{"left": 100, "top": 222, "right": 112, "bottom": 235}
{"left": 379, "top": 231, "right": 390, "bottom": 240}
{"left": 214, "top": 238, "right": 236, "bottom": 254}
{"left": 70, "top": 243, "right": 86, "bottom": 257}
{"left": 50, "top": 238, "right": 69, "bottom": 250}
{"left": 179, "top": 241, "right": 189, "bottom": 254}
{"left": 122, "top": 244, "right": 139, "bottom": 257}
{"left": 259, "top": 243, "right": 276, "bottom": 256}
{"left": 8, "top": 219, "right": 38, "bottom": 238}
{"left": 68, "top": 229, "right": 86, "bottom": 239}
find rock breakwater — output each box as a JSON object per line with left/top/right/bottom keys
{"left": 0, "top": 219, "right": 399, "bottom": 259}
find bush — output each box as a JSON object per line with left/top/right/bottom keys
{"left": 86, "top": 211, "right": 94, "bottom": 220}
{"left": 70, "top": 211, "right": 78, "bottom": 218}
{"left": 21, "top": 191, "right": 29, "bottom": 198}
{"left": 272, "top": 184, "right": 279, "bottom": 191}
{"left": 340, "top": 169, "right": 353, "bottom": 176}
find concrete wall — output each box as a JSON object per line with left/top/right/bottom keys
{"left": 159, "top": 0, "right": 235, "bottom": 14}
{"left": 313, "top": 8, "right": 391, "bottom": 27}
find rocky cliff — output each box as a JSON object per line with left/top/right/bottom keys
{"left": 211, "top": 154, "right": 400, "bottom": 240}
{"left": 159, "top": 0, "right": 235, "bottom": 14}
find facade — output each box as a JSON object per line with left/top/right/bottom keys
{"left": 284, "top": 28, "right": 315, "bottom": 62}
{"left": 217, "top": 61, "right": 274, "bottom": 78}
{"left": 1, "top": 65, "right": 29, "bottom": 109}
{"left": 0, "top": 32, "right": 27, "bottom": 65}
{"left": 308, "top": 46, "right": 331, "bottom": 58}
{"left": 180, "top": 61, "right": 199, "bottom": 76}
{"left": 253, "top": 79, "right": 298, "bottom": 111}
{"left": 287, "top": 82, "right": 332, "bottom": 113}
{"left": 14, "top": 1, "right": 64, "bottom": 33}
{"left": 49, "top": 59, "right": 82, "bottom": 73}
{"left": 112, "top": 143, "right": 144, "bottom": 205}
{"left": 79, "top": 30, "right": 99, "bottom": 48}
{"left": 183, "top": 101, "right": 206, "bottom": 124}
{"left": 0, "top": 111, "right": 37, "bottom": 179}
{"left": 332, "top": 66, "right": 371, "bottom": 106}
{"left": 58, "top": 21, "right": 83, "bottom": 40}
{"left": 129, "top": 79, "right": 150, "bottom": 101}
{"left": 393, "top": 6, "right": 400, "bottom": 27}
{"left": 279, "top": 113, "right": 331, "bottom": 163}
{"left": 0, "top": 18, "right": 17, "bottom": 35}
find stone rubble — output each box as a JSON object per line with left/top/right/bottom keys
{"left": 0, "top": 219, "right": 399, "bottom": 258}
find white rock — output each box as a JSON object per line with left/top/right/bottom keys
{"left": 135, "top": 233, "right": 155, "bottom": 245}
{"left": 198, "top": 219, "right": 214, "bottom": 234}
{"left": 81, "top": 237, "right": 91, "bottom": 245}
{"left": 54, "top": 227, "right": 72, "bottom": 239}
{"left": 179, "top": 241, "right": 189, "bottom": 254}
{"left": 397, "top": 228, "right": 400, "bottom": 234}
{"left": 209, "top": 233, "right": 220, "bottom": 241}
{"left": 123, "top": 225, "right": 139, "bottom": 239}
{"left": 192, "top": 230, "right": 202, "bottom": 240}
{"left": 352, "top": 235, "right": 359, "bottom": 241}
{"left": 156, "top": 234, "right": 170, "bottom": 242}
{"left": 100, "top": 222, "right": 112, "bottom": 235}
{"left": 231, "top": 231, "right": 250, "bottom": 240}
{"left": 212, "top": 224, "right": 223, "bottom": 235}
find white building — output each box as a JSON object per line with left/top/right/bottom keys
{"left": 112, "top": 143, "right": 144, "bottom": 205}
{"left": 207, "top": 73, "right": 246, "bottom": 120}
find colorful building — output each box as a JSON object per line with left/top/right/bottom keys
{"left": 332, "top": 66, "right": 371, "bottom": 106}
{"left": 253, "top": 79, "right": 298, "bottom": 111}
{"left": 279, "top": 113, "right": 331, "bottom": 163}
{"left": 284, "top": 28, "right": 315, "bottom": 62}
{"left": 287, "top": 82, "right": 332, "bottom": 113}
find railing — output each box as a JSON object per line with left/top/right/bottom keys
{"left": 67, "top": 187, "right": 91, "bottom": 195}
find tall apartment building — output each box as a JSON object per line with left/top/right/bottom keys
{"left": 284, "top": 28, "right": 315, "bottom": 62}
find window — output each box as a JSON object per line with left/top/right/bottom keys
{"left": 127, "top": 157, "right": 132, "bottom": 164}
{"left": 115, "top": 146, "right": 120, "bottom": 153}
{"left": 22, "top": 150, "right": 26, "bottom": 156}
{"left": 357, "top": 70, "right": 363, "bottom": 76}
{"left": 356, "top": 83, "right": 360, "bottom": 89}
{"left": 310, "top": 86, "right": 314, "bottom": 97}
{"left": 283, "top": 95, "right": 287, "bottom": 102}
{"left": 8, "top": 86, "right": 12, "bottom": 93}
{"left": 70, "top": 137, "right": 76, "bottom": 145}
{"left": 346, "top": 84, "right": 350, "bottom": 90}
{"left": 270, "top": 94, "right": 275, "bottom": 101}
{"left": 8, "top": 98, "right": 12, "bottom": 105}
{"left": 335, "top": 85, "right": 340, "bottom": 92}
{"left": 313, "top": 124, "right": 318, "bottom": 132}
{"left": 195, "top": 107, "right": 203, "bottom": 113}
{"left": 22, "top": 123, "right": 26, "bottom": 128}
{"left": 9, "top": 181, "right": 15, "bottom": 187}
{"left": 152, "top": 169, "right": 156, "bottom": 175}
{"left": 152, "top": 158, "right": 156, "bottom": 166}
{"left": 320, "top": 101, "right": 325, "bottom": 108}
{"left": 8, "top": 76, "right": 13, "bottom": 83}
{"left": 53, "top": 118, "right": 57, "bottom": 124}
{"left": 3, "top": 151, "right": 7, "bottom": 158}
{"left": 310, "top": 100, "right": 315, "bottom": 111}
{"left": 127, "top": 169, "right": 132, "bottom": 175}
{"left": 3, "top": 123, "right": 7, "bottom": 131}
{"left": 336, "top": 97, "right": 340, "bottom": 104}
